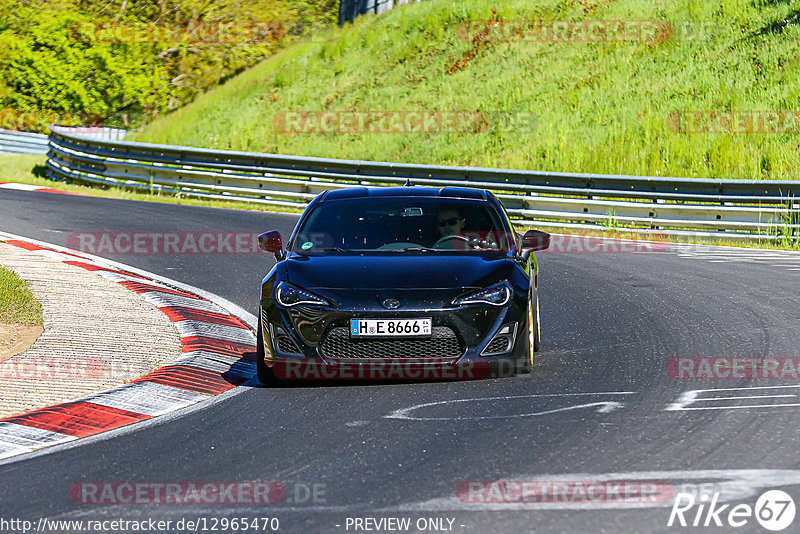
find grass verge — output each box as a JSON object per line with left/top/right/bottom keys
{"left": 0, "top": 264, "right": 43, "bottom": 325}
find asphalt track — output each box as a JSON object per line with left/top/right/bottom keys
{"left": 1, "top": 188, "right": 800, "bottom": 533}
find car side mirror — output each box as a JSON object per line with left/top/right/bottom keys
{"left": 258, "top": 231, "right": 285, "bottom": 261}
{"left": 520, "top": 229, "right": 550, "bottom": 261}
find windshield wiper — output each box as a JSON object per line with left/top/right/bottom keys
{"left": 301, "top": 247, "right": 349, "bottom": 253}
{"left": 390, "top": 247, "right": 437, "bottom": 252}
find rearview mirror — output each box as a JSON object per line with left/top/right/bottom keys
{"left": 520, "top": 229, "right": 550, "bottom": 261}
{"left": 522, "top": 229, "right": 550, "bottom": 251}
{"left": 258, "top": 231, "right": 284, "bottom": 261}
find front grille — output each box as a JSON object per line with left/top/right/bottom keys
{"left": 484, "top": 337, "right": 510, "bottom": 355}
{"left": 276, "top": 336, "right": 302, "bottom": 355}
{"left": 320, "top": 326, "right": 463, "bottom": 360}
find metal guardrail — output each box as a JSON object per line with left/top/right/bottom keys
{"left": 339, "top": 0, "right": 420, "bottom": 25}
{"left": 46, "top": 128, "right": 800, "bottom": 240}
{"left": 0, "top": 129, "right": 49, "bottom": 155}
{"left": 49, "top": 126, "right": 127, "bottom": 141}
{"left": 1, "top": 127, "right": 126, "bottom": 155}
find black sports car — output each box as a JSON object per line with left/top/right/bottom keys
{"left": 256, "top": 186, "right": 550, "bottom": 382}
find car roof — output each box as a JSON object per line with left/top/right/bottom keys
{"left": 320, "top": 186, "right": 489, "bottom": 202}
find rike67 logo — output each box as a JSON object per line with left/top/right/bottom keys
{"left": 668, "top": 490, "right": 796, "bottom": 531}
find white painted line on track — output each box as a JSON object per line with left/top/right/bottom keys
{"left": 699, "top": 395, "right": 796, "bottom": 401}
{"left": 665, "top": 384, "right": 800, "bottom": 411}
{"left": 670, "top": 404, "right": 800, "bottom": 411}
{"left": 385, "top": 392, "right": 636, "bottom": 421}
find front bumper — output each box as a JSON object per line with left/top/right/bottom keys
{"left": 259, "top": 296, "right": 528, "bottom": 379}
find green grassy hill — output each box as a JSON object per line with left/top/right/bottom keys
{"left": 130, "top": 0, "right": 800, "bottom": 180}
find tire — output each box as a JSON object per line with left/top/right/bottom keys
{"left": 517, "top": 291, "right": 536, "bottom": 375}
{"left": 533, "top": 294, "right": 541, "bottom": 352}
{"left": 256, "top": 313, "right": 276, "bottom": 384}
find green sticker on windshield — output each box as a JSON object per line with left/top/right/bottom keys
{"left": 301, "top": 241, "right": 314, "bottom": 250}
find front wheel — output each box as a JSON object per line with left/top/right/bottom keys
{"left": 533, "top": 294, "right": 541, "bottom": 352}
{"left": 517, "top": 291, "right": 537, "bottom": 374}
{"left": 256, "top": 313, "right": 275, "bottom": 384}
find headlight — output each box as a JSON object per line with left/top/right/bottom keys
{"left": 275, "top": 282, "right": 329, "bottom": 307}
{"left": 453, "top": 281, "right": 512, "bottom": 306}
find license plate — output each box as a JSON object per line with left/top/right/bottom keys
{"left": 350, "top": 318, "right": 431, "bottom": 337}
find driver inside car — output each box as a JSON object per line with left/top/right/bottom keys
{"left": 434, "top": 208, "right": 499, "bottom": 250}
{"left": 434, "top": 208, "right": 469, "bottom": 250}
{"left": 436, "top": 208, "right": 466, "bottom": 239}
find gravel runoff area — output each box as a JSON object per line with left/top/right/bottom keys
{"left": 0, "top": 242, "right": 182, "bottom": 418}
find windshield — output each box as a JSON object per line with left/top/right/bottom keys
{"left": 290, "top": 197, "right": 511, "bottom": 254}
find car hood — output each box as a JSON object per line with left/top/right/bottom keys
{"left": 286, "top": 253, "right": 514, "bottom": 291}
